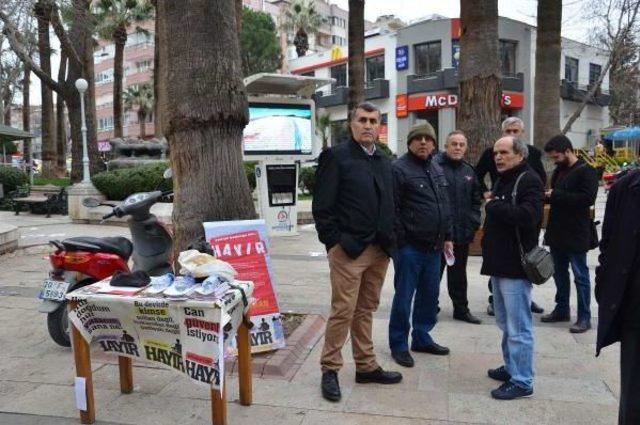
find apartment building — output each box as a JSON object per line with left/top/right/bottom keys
{"left": 289, "top": 16, "right": 611, "bottom": 154}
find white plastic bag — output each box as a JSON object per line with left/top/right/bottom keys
{"left": 177, "top": 249, "right": 237, "bottom": 280}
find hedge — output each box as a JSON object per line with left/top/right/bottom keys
{"left": 0, "top": 166, "right": 27, "bottom": 193}
{"left": 299, "top": 166, "right": 316, "bottom": 195}
{"left": 92, "top": 162, "right": 172, "bottom": 201}
{"left": 93, "top": 161, "right": 258, "bottom": 200}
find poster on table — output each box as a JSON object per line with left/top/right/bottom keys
{"left": 67, "top": 282, "right": 251, "bottom": 389}
{"left": 203, "top": 219, "right": 285, "bottom": 353}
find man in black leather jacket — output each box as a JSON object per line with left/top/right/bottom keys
{"left": 388, "top": 123, "right": 453, "bottom": 369}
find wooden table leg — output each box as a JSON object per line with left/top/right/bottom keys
{"left": 118, "top": 356, "right": 133, "bottom": 394}
{"left": 211, "top": 380, "right": 227, "bottom": 425}
{"left": 69, "top": 301, "right": 95, "bottom": 424}
{"left": 237, "top": 314, "right": 252, "bottom": 406}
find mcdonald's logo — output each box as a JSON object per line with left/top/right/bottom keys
{"left": 331, "top": 47, "right": 343, "bottom": 60}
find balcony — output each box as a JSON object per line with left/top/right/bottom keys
{"left": 314, "top": 79, "right": 390, "bottom": 108}
{"left": 407, "top": 68, "right": 525, "bottom": 94}
{"left": 560, "top": 80, "right": 611, "bottom": 106}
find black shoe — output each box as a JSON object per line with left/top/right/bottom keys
{"left": 530, "top": 301, "right": 544, "bottom": 314}
{"left": 453, "top": 311, "right": 482, "bottom": 324}
{"left": 321, "top": 370, "right": 341, "bottom": 402}
{"left": 391, "top": 351, "right": 414, "bottom": 368}
{"left": 491, "top": 382, "right": 533, "bottom": 400}
{"left": 540, "top": 310, "right": 571, "bottom": 323}
{"left": 411, "top": 342, "right": 450, "bottom": 355}
{"left": 487, "top": 365, "right": 511, "bottom": 382}
{"left": 487, "top": 303, "right": 495, "bottom": 316}
{"left": 569, "top": 319, "right": 592, "bottom": 333}
{"left": 355, "top": 367, "right": 402, "bottom": 384}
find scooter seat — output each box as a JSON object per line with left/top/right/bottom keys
{"left": 61, "top": 237, "right": 133, "bottom": 261}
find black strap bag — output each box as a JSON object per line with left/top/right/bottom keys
{"left": 512, "top": 172, "right": 554, "bottom": 285}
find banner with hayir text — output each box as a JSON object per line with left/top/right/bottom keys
{"left": 203, "top": 219, "right": 285, "bottom": 353}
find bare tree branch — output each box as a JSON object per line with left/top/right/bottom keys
{"left": 0, "top": 9, "right": 63, "bottom": 95}
{"left": 50, "top": 2, "right": 82, "bottom": 68}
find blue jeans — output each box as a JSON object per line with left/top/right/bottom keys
{"left": 492, "top": 276, "right": 534, "bottom": 390}
{"left": 551, "top": 249, "right": 591, "bottom": 321}
{"left": 389, "top": 245, "right": 441, "bottom": 353}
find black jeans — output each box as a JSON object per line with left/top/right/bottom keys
{"left": 620, "top": 327, "right": 640, "bottom": 424}
{"left": 439, "top": 243, "right": 470, "bottom": 315}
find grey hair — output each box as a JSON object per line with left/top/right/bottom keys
{"left": 511, "top": 137, "right": 530, "bottom": 159}
{"left": 501, "top": 116, "right": 525, "bottom": 132}
{"left": 349, "top": 101, "right": 381, "bottom": 122}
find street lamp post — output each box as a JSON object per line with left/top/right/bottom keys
{"left": 75, "top": 78, "right": 91, "bottom": 184}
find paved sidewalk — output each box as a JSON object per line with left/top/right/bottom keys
{"left": 0, "top": 190, "right": 619, "bottom": 424}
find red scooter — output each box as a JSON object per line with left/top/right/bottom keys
{"left": 39, "top": 189, "right": 173, "bottom": 347}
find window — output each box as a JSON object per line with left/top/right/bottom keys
{"left": 301, "top": 71, "right": 315, "bottom": 77}
{"left": 96, "top": 68, "right": 114, "bottom": 84}
{"left": 499, "top": 40, "right": 517, "bottom": 75}
{"left": 565, "top": 56, "right": 579, "bottom": 83}
{"left": 126, "top": 32, "right": 153, "bottom": 47}
{"left": 332, "top": 35, "right": 346, "bottom": 46}
{"left": 414, "top": 41, "right": 441, "bottom": 75}
{"left": 366, "top": 55, "right": 385, "bottom": 84}
{"left": 589, "top": 63, "right": 602, "bottom": 86}
{"left": 330, "top": 64, "right": 347, "bottom": 89}
{"left": 136, "top": 60, "right": 152, "bottom": 73}
{"left": 331, "top": 16, "right": 346, "bottom": 28}
{"left": 98, "top": 117, "right": 114, "bottom": 131}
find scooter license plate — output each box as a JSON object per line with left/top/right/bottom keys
{"left": 39, "top": 279, "right": 71, "bottom": 301}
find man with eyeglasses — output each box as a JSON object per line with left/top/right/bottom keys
{"left": 475, "top": 117, "right": 546, "bottom": 316}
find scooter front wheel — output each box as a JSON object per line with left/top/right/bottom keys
{"left": 47, "top": 301, "right": 71, "bottom": 347}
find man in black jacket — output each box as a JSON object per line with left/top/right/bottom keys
{"left": 476, "top": 117, "right": 545, "bottom": 316}
{"left": 482, "top": 136, "right": 543, "bottom": 400}
{"left": 388, "top": 123, "right": 453, "bottom": 369}
{"left": 313, "top": 102, "right": 401, "bottom": 402}
{"left": 541, "top": 135, "right": 599, "bottom": 333}
{"left": 435, "top": 130, "right": 483, "bottom": 324}
{"left": 595, "top": 169, "right": 640, "bottom": 424}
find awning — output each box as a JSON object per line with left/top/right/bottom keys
{"left": 0, "top": 123, "right": 34, "bottom": 144}
{"left": 610, "top": 126, "right": 640, "bottom": 141}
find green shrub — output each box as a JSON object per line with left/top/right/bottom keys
{"left": 0, "top": 166, "right": 27, "bottom": 193}
{"left": 33, "top": 176, "right": 72, "bottom": 187}
{"left": 92, "top": 162, "right": 171, "bottom": 200}
{"left": 244, "top": 161, "right": 257, "bottom": 190}
{"left": 375, "top": 142, "right": 395, "bottom": 159}
{"left": 299, "top": 166, "right": 317, "bottom": 195}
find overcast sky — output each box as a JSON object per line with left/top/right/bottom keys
{"left": 25, "top": 0, "right": 591, "bottom": 106}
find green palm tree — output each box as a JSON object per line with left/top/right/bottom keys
{"left": 123, "top": 82, "right": 153, "bottom": 138}
{"left": 279, "top": 0, "right": 325, "bottom": 57}
{"left": 94, "top": 0, "right": 153, "bottom": 138}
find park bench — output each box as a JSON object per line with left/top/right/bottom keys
{"left": 9, "top": 184, "right": 68, "bottom": 217}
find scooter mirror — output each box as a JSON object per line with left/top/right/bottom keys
{"left": 82, "top": 197, "right": 101, "bottom": 208}
{"left": 163, "top": 168, "right": 172, "bottom": 179}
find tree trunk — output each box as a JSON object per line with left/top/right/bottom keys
{"left": 457, "top": 0, "right": 502, "bottom": 164}
{"left": 348, "top": 0, "right": 365, "bottom": 117}
{"left": 56, "top": 53, "right": 68, "bottom": 176}
{"left": 157, "top": 0, "right": 256, "bottom": 254}
{"left": 22, "top": 64, "right": 31, "bottom": 179}
{"left": 153, "top": 12, "right": 163, "bottom": 138}
{"left": 113, "top": 25, "right": 127, "bottom": 139}
{"left": 2, "top": 90, "right": 10, "bottom": 125}
{"left": 35, "top": 0, "right": 57, "bottom": 178}
{"left": 533, "top": 0, "right": 562, "bottom": 150}
{"left": 68, "top": 0, "right": 101, "bottom": 182}
{"left": 235, "top": 0, "right": 243, "bottom": 34}
{"left": 138, "top": 110, "right": 146, "bottom": 138}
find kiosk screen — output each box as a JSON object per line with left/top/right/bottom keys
{"left": 243, "top": 103, "right": 313, "bottom": 156}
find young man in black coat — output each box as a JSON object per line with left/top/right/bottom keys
{"left": 435, "top": 130, "right": 483, "bottom": 324}
{"left": 476, "top": 117, "right": 546, "bottom": 316}
{"left": 313, "top": 102, "right": 401, "bottom": 402}
{"left": 481, "top": 136, "right": 544, "bottom": 400}
{"left": 541, "top": 135, "right": 599, "bottom": 333}
{"left": 595, "top": 169, "right": 640, "bottom": 424}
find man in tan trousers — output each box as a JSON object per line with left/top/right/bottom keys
{"left": 313, "top": 102, "right": 402, "bottom": 402}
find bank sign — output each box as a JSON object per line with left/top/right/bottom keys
{"left": 405, "top": 91, "right": 524, "bottom": 112}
